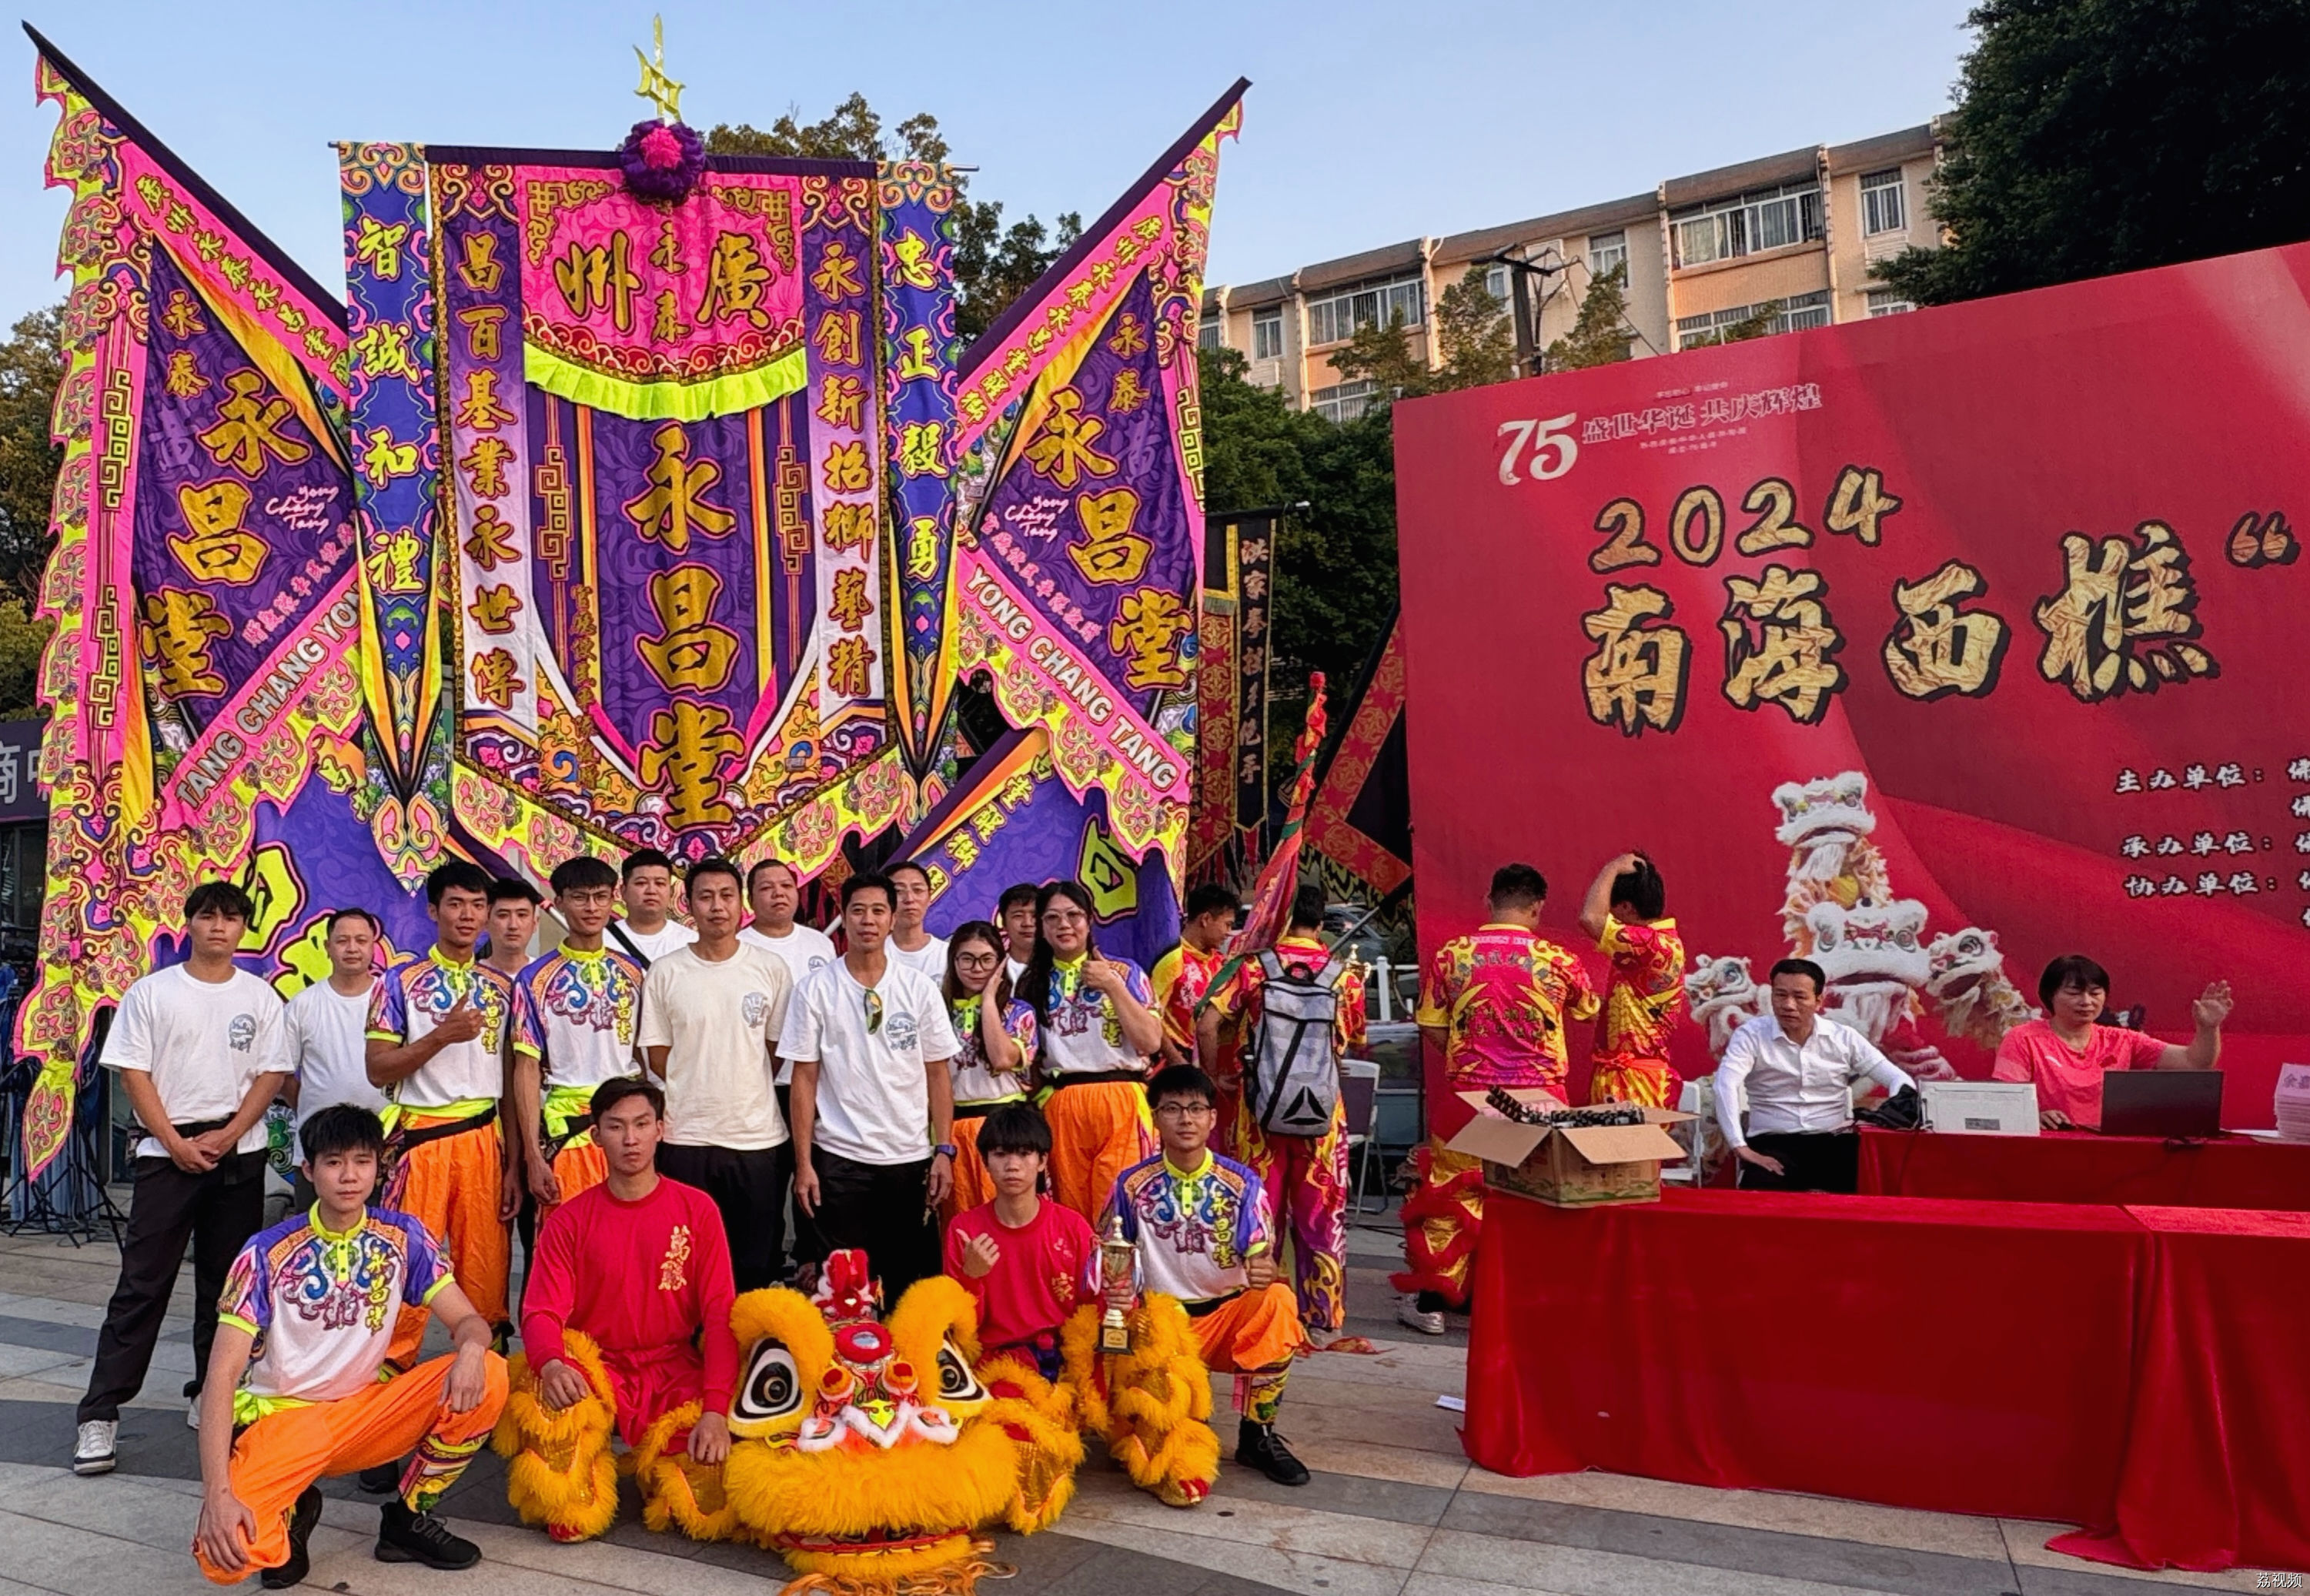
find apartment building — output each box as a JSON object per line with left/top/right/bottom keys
{"left": 1200, "top": 121, "right": 1944, "bottom": 421}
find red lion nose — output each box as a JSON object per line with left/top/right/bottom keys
{"left": 834, "top": 1321, "right": 891, "bottom": 1364}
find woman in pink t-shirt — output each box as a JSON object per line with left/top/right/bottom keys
{"left": 1991, "top": 953, "right": 2233, "bottom": 1129}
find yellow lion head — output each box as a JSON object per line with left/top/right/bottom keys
{"left": 726, "top": 1249, "right": 1081, "bottom": 1589}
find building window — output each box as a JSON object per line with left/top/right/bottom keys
{"left": 1860, "top": 169, "right": 1907, "bottom": 236}
{"left": 1588, "top": 232, "right": 1627, "bottom": 281}
{"left": 1484, "top": 264, "right": 1509, "bottom": 303}
{"left": 1670, "top": 182, "right": 1824, "bottom": 269}
{"left": 1309, "top": 379, "right": 1376, "bottom": 423}
{"left": 1673, "top": 290, "right": 1831, "bottom": 349}
{"left": 1198, "top": 315, "right": 1222, "bottom": 351}
{"left": 1252, "top": 306, "right": 1284, "bottom": 360}
{"left": 1305, "top": 276, "right": 1426, "bottom": 346}
{"left": 1866, "top": 289, "right": 1915, "bottom": 317}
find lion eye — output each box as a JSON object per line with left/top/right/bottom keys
{"left": 734, "top": 1343, "right": 802, "bottom": 1428}
{"left": 934, "top": 1340, "right": 985, "bottom": 1404}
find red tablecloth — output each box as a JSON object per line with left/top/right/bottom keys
{"left": 1463, "top": 1187, "right": 2310, "bottom": 1571}
{"left": 1859, "top": 1127, "right": 2310, "bottom": 1209}
{"left": 2051, "top": 1206, "right": 2310, "bottom": 1572}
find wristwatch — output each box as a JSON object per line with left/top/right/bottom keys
{"left": 933, "top": 1143, "right": 958, "bottom": 1159}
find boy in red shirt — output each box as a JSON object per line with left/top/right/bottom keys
{"left": 502, "top": 1077, "right": 738, "bottom": 1543}
{"left": 944, "top": 1104, "right": 1097, "bottom": 1380}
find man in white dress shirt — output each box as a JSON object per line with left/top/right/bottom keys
{"left": 884, "top": 860, "right": 948, "bottom": 978}
{"left": 1714, "top": 958, "right": 1914, "bottom": 1194}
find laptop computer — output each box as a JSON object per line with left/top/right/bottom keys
{"left": 2100, "top": 1070, "right": 2224, "bottom": 1137}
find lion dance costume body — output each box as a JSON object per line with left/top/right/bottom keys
{"left": 503, "top": 1244, "right": 1228, "bottom": 1592}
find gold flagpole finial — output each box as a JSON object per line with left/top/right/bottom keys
{"left": 633, "top": 15, "right": 685, "bottom": 123}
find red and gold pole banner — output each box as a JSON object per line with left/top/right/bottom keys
{"left": 1394, "top": 243, "right": 2310, "bottom": 1123}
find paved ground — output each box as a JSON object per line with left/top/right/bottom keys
{"left": 0, "top": 1207, "right": 2292, "bottom": 1596}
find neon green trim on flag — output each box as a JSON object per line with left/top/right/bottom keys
{"left": 523, "top": 340, "right": 808, "bottom": 422}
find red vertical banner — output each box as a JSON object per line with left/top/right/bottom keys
{"left": 1394, "top": 244, "right": 2310, "bottom": 1124}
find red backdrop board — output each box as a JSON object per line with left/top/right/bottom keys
{"left": 1394, "top": 244, "right": 2310, "bottom": 1126}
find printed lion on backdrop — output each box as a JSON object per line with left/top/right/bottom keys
{"left": 1687, "top": 771, "right": 2023, "bottom": 1074}
{"left": 1924, "top": 927, "right": 2040, "bottom": 1048}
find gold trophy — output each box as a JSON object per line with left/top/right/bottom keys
{"left": 1098, "top": 1214, "right": 1135, "bottom": 1354}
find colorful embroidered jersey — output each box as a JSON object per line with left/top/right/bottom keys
{"left": 219, "top": 1205, "right": 451, "bottom": 1421}
{"left": 1593, "top": 915, "right": 1687, "bottom": 1066}
{"left": 513, "top": 945, "right": 645, "bottom": 1092}
{"left": 1037, "top": 955, "right": 1155, "bottom": 1077}
{"left": 1105, "top": 1150, "right": 1271, "bottom": 1304}
{"left": 1416, "top": 924, "right": 1599, "bottom": 1091}
{"left": 948, "top": 993, "right": 1038, "bottom": 1108}
{"left": 1150, "top": 942, "right": 1225, "bottom": 1053}
{"left": 1205, "top": 933, "right": 1369, "bottom": 1060}
{"left": 366, "top": 948, "right": 514, "bottom": 1110}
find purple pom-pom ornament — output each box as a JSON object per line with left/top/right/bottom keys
{"left": 618, "top": 119, "right": 705, "bottom": 204}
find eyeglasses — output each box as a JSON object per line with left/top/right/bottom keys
{"left": 954, "top": 951, "right": 1001, "bottom": 970}
{"left": 863, "top": 990, "right": 884, "bottom": 1035}
{"left": 1154, "top": 1102, "right": 1215, "bottom": 1120}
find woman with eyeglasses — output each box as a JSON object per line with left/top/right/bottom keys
{"left": 939, "top": 921, "right": 1038, "bottom": 1220}
{"left": 1017, "top": 880, "right": 1165, "bottom": 1222}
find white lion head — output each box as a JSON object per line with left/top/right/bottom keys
{"left": 1772, "top": 772, "right": 1877, "bottom": 882}
{"left": 1923, "top": 927, "right": 2003, "bottom": 997}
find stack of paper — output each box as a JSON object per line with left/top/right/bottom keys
{"left": 2275, "top": 1063, "right": 2310, "bottom": 1143}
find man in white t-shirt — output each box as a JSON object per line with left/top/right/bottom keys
{"left": 739, "top": 858, "right": 837, "bottom": 983}
{"left": 283, "top": 908, "right": 385, "bottom": 1187}
{"left": 610, "top": 847, "right": 697, "bottom": 966}
{"left": 637, "top": 856, "right": 794, "bottom": 1290}
{"left": 998, "top": 882, "right": 1039, "bottom": 985}
{"left": 74, "top": 880, "right": 290, "bottom": 1477}
{"left": 781, "top": 871, "right": 960, "bottom": 1301}
{"left": 884, "top": 860, "right": 948, "bottom": 979}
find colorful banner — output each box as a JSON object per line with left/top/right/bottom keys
{"left": 20, "top": 35, "right": 432, "bottom": 1174}
{"left": 947, "top": 83, "right": 1245, "bottom": 863}
{"left": 428, "top": 149, "right": 893, "bottom": 871}
{"left": 878, "top": 162, "right": 963, "bottom": 780}
{"left": 896, "top": 726, "right": 1181, "bottom": 972}
{"left": 1394, "top": 242, "right": 2310, "bottom": 1123}
{"left": 1305, "top": 612, "right": 1410, "bottom": 899}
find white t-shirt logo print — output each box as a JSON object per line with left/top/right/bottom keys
{"left": 742, "top": 991, "right": 769, "bottom": 1028}
{"left": 229, "top": 1013, "right": 257, "bottom": 1053}
{"left": 884, "top": 1009, "right": 919, "bottom": 1050}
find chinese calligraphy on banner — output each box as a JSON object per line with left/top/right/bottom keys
{"left": 1396, "top": 243, "right": 2310, "bottom": 1127}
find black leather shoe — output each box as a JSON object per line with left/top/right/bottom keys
{"left": 376, "top": 1501, "right": 480, "bottom": 1569}
{"left": 260, "top": 1487, "right": 323, "bottom": 1588}
{"left": 1235, "top": 1418, "right": 1311, "bottom": 1486}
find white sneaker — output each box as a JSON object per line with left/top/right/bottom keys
{"left": 73, "top": 1418, "right": 117, "bottom": 1475}
{"left": 1396, "top": 1294, "right": 1446, "bottom": 1336}
{"left": 187, "top": 1393, "right": 201, "bottom": 1430}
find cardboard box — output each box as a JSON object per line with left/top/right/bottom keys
{"left": 1444, "top": 1088, "right": 1693, "bottom": 1209}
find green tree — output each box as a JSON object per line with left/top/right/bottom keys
{"left": 0, "top": 306, "right": 65, "bottom": 613}
{"left": 0, "top": 598, "right": 52, "bottom": 720}
{"left": 705, "top": 98, "right": 1080, "bottom": 340}
{"left": 1877, "top": 0, "right": 2310, "bottom": 306}
{"left": 1542, "top": 263, "right": 1634, "bottom": 371}
{"left": 1196, "top": 348, "right": 1398, "bottom": 766}
{"left": 1677, "top": 299, "right": 1780, "bottom": 348}
{"left": 1432, "top": 276, "right": 1518, "bottom": 389}
{"left": 1325, "top": 311, "right": 1433, "bottom": 402}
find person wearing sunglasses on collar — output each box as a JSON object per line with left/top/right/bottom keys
{"left": 780, "top": 871, "right": 962, "bottom": 1301}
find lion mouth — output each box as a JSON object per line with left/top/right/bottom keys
{"left": 772, "top": 1528, "right": 964, "bottom": 1555}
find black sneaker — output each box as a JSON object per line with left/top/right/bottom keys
{"left": 376, "top": 1500, "right": 480, "bottom": 1570}
{"left": 261, "top": 1487, "right": 323, "bottom": 1589}
{"left": 1235, "top": 1418, "right": 1311, "bottom": 1486}
{"left": 356, "top": 1461, "right": 400, "bottom": 1494}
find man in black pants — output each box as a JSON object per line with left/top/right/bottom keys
{"left": 780, "top": 872, "right": 961, "bottom": 1301}
{"left": 636, "top": 856, "right": 796, "bottom": 1290}
{"left": 1713, "top": 957, "right": 1917, "bottom": 1193}
{"left": 74, "top": 880, "right": 289, "bottom": 1474}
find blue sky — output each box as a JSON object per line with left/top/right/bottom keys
{"left": 1, "top": 1, "right": 1976, "bottom": 327}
